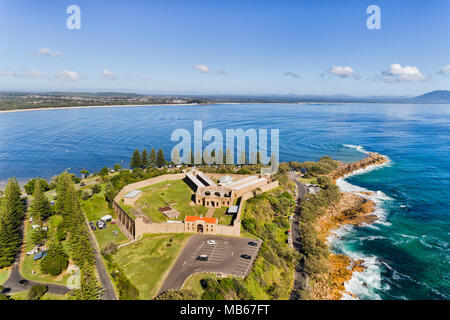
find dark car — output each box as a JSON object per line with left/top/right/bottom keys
{"left": 89, "top": 222, "right": 96, "bottom": 231}
{"left": 197, "top": 254, "right": 208, "bottom": 261}
{"left": 19, "top": 279, "right": 29, "bottom": 286}
{"left": 241, "top": 254, "right": 251, "bottom": 260}
{"left": 248, "top": 241, "right": 258, "bottom": 247}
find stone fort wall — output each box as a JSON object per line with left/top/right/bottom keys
{"left": 113, "top": 172, "right": 278, "bottom": 239}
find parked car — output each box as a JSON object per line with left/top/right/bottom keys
{"left": 26, "top": 249, "right": 38, "bottom": 255}
{"left": 19, "top": 279, "right": 29, "bottom": 286}
{"left": 241, "top": 254, "right": 251, "bottom": 260}
{"left": 96, "top": 220, "right": 106, "bottom": 229}
{"left": 197, "top": 254, "right": 209, "bottom": 261}
{"left": 248, "top": 241, "right": 258, "bottom": 247}
{"left": 89, "top": 222, "right": 96, "bottom": 231}
{"left": 206, "top": 240, "right": 216, "bottom": 245}
{"left": 100, "top": 215, "right": 112, "bottom": 223}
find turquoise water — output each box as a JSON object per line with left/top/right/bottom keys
{"left": 0, "top": 103, "right": 449, "bottom": 299}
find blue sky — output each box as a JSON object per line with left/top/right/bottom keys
{"left": 0, "top": 0, "right": 449, "bottom": 96}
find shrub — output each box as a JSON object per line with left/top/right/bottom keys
{"left": 90, "top": 184, "right": 102, "bottom": 194}
{"left": 40, "top": 241, "right": 69, "bottom": 276}
{"left": 28, "top": 285, "right": 48, "bottom": 300}
{"left": 101, "top": 242, "right": 118, "bottom": 257}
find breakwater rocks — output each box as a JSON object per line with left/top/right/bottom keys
{"left": 329, "top": 152, "right": 388, "bottom": 181}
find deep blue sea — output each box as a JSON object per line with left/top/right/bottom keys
{"left": 0, "top": 103, "right": 449, "bottom": 299}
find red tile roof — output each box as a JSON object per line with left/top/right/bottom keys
{"left": 185, "top": 216, "right": 217, "bottom": 224}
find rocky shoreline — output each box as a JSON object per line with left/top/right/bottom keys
{"left": 309, "top": 153, "right": 389, "bottom": 300}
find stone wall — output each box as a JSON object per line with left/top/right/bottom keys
{"left": 113, "top": 172, "right": 278, "bottom": 239}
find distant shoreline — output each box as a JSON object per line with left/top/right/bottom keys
{"left": 2, "top": 100, "right": 450, "bottom": 114}
{"left": 0, "top": 103, "right": 205, "bottom": 114}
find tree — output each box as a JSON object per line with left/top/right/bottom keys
{"left": 113, "top": 163, "right": 122, "bottom": 171}
{"left": 40, "top": 238, "right": 69, "bottom": 276}
{"left": 23, "top": 178, "right": 50, "bottom": 195}
{"left": 90, "top": 184, "right": 101, "bottom": 194}
{"left": 130, "top": 149, "right": 142, "bottom": 169}
{"left": 0, "top": 178, "right": 24, "bottom": 268}
{"left": 149, "top": 148, "right": 157, "bottom": 167}
{"left": 30, "top": 180, "right": 52, "bottom": 222}
{"left": 55, "top": 172, "right": 72, "bottom": 214}
{"left": 28, "top": 285, "right": 48, "bottom": 300}
{"left": 80, "top": 169, "right": 89, "bottom": 179}
{"left": 99, "top": 166, "right": 109, "bottom": 177}
{"left": 104, "top": 182, "right": 117, "bottom": 208}
{"left": 156, "top": 149, "right": 166, "bottom": 167}
{"left": 141, "top": 149, "right": 149, "bottom": 168}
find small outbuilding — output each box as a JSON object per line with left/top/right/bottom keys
{"left": 124, "top": 190, "right": 142, "bottom": 205}
{"left": 227, "top": 205, "right": 239, "bottom": 215}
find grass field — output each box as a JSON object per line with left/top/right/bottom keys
{"left": 0, "top": 267, "right": 10, "bottom": 285}
{"left": 135, "top": 180, "right": 208, "bottom": 222}
{"left": 81, "top": 186, "right": 127, "bottom": 248}
{"left": 113, "top": 233, "right": 191, "bottom": 299}
{"left": 21, "top": 215, "right": 72, "bottom": 286}
{"left": 213, "top": 207, "right": 233, "bottom": 225}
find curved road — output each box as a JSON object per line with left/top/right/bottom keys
{"left": 2, "top": 259, "right": 70, "bottom": 296}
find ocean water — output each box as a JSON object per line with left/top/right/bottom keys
{"left": 0, "top": 103, "right": 449, "bottom": 299}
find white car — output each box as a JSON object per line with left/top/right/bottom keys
{"left": 26, "top": 249, "right": 37, "bottom": 255}
{"left": 206, "top": 240, "right": 216, "bottom": 245}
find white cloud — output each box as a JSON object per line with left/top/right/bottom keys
{"left": 284, "top": 71, "right": 300, "bottom": 78}
{"left": 381, "top": 63, "right": 427, "bottom": 82}
{"left": 24, "top": 70, "right": 47, "bottom": 79}
{"left": 101, "top": 69, "right": 117, "bottom": 80}
{"left": 55, "top": 69, "right": 79, "bottom": 81}
{"left": 216, "top": 69, "right": 228, "bottom": 75}
{"left": 38, "top": 48, "right": 62, "bottom": 57}
{"left": 329, "top": 66, "right": 358, "bottom": 79}
{"left": 194, "top": 64, "right": 211, "bottom": 73}
{"left": 439, "top": 64, "right": 450, "bottom": 76}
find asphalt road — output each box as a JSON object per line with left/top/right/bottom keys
{"left": 158, "top": 234, "right": 261, "bottom": 294}
{"left": 83, "top": 220, "right": 118, "bottom": 300}
{"left": 2, "top": 259, "right": 71, "bottom": 296}
{"left": 287, "top": 172, "right": 310, "bottom": 296}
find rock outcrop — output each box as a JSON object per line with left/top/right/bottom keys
{"left": 328, "top": 152, "right": 388, "bottom": 181}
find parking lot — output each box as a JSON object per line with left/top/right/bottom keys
{"left": 158, "top": 234, "right": 261, "bottom": 294}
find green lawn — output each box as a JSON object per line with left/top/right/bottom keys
{"left": 0, "top": 267, "right": 10, "bottom": 285}
{"left": 113, "top": 233, "right": 192, "bottom": 299}
{"left": 9, "top": 290, "right": 70, "bottom": 300}
{"left": 81, "top": 186, "right": 127, "bottom": 249}
{"left": 134, "top": 180, "right": 208, "bottom": 222}
{"left": 213, "top": 207, "right": 233, "bottom": 226}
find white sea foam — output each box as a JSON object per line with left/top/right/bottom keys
{"left": 342, "top": 144, "right": 370, "bottom": 155}
{"left": 332, "top": 145, "right": 394, "bottom": 299}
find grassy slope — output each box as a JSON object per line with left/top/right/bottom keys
{"left": 135, "top": 180, "right": 207, "bottom": 222}
{"left": 80, "top": 186, "right": 127, "bottom": 249}
{"left": 113, "top": 233, "right": 191, "bottom": 300}
{"left": 0, "top": 267, "right": 10, "bottom": 285}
